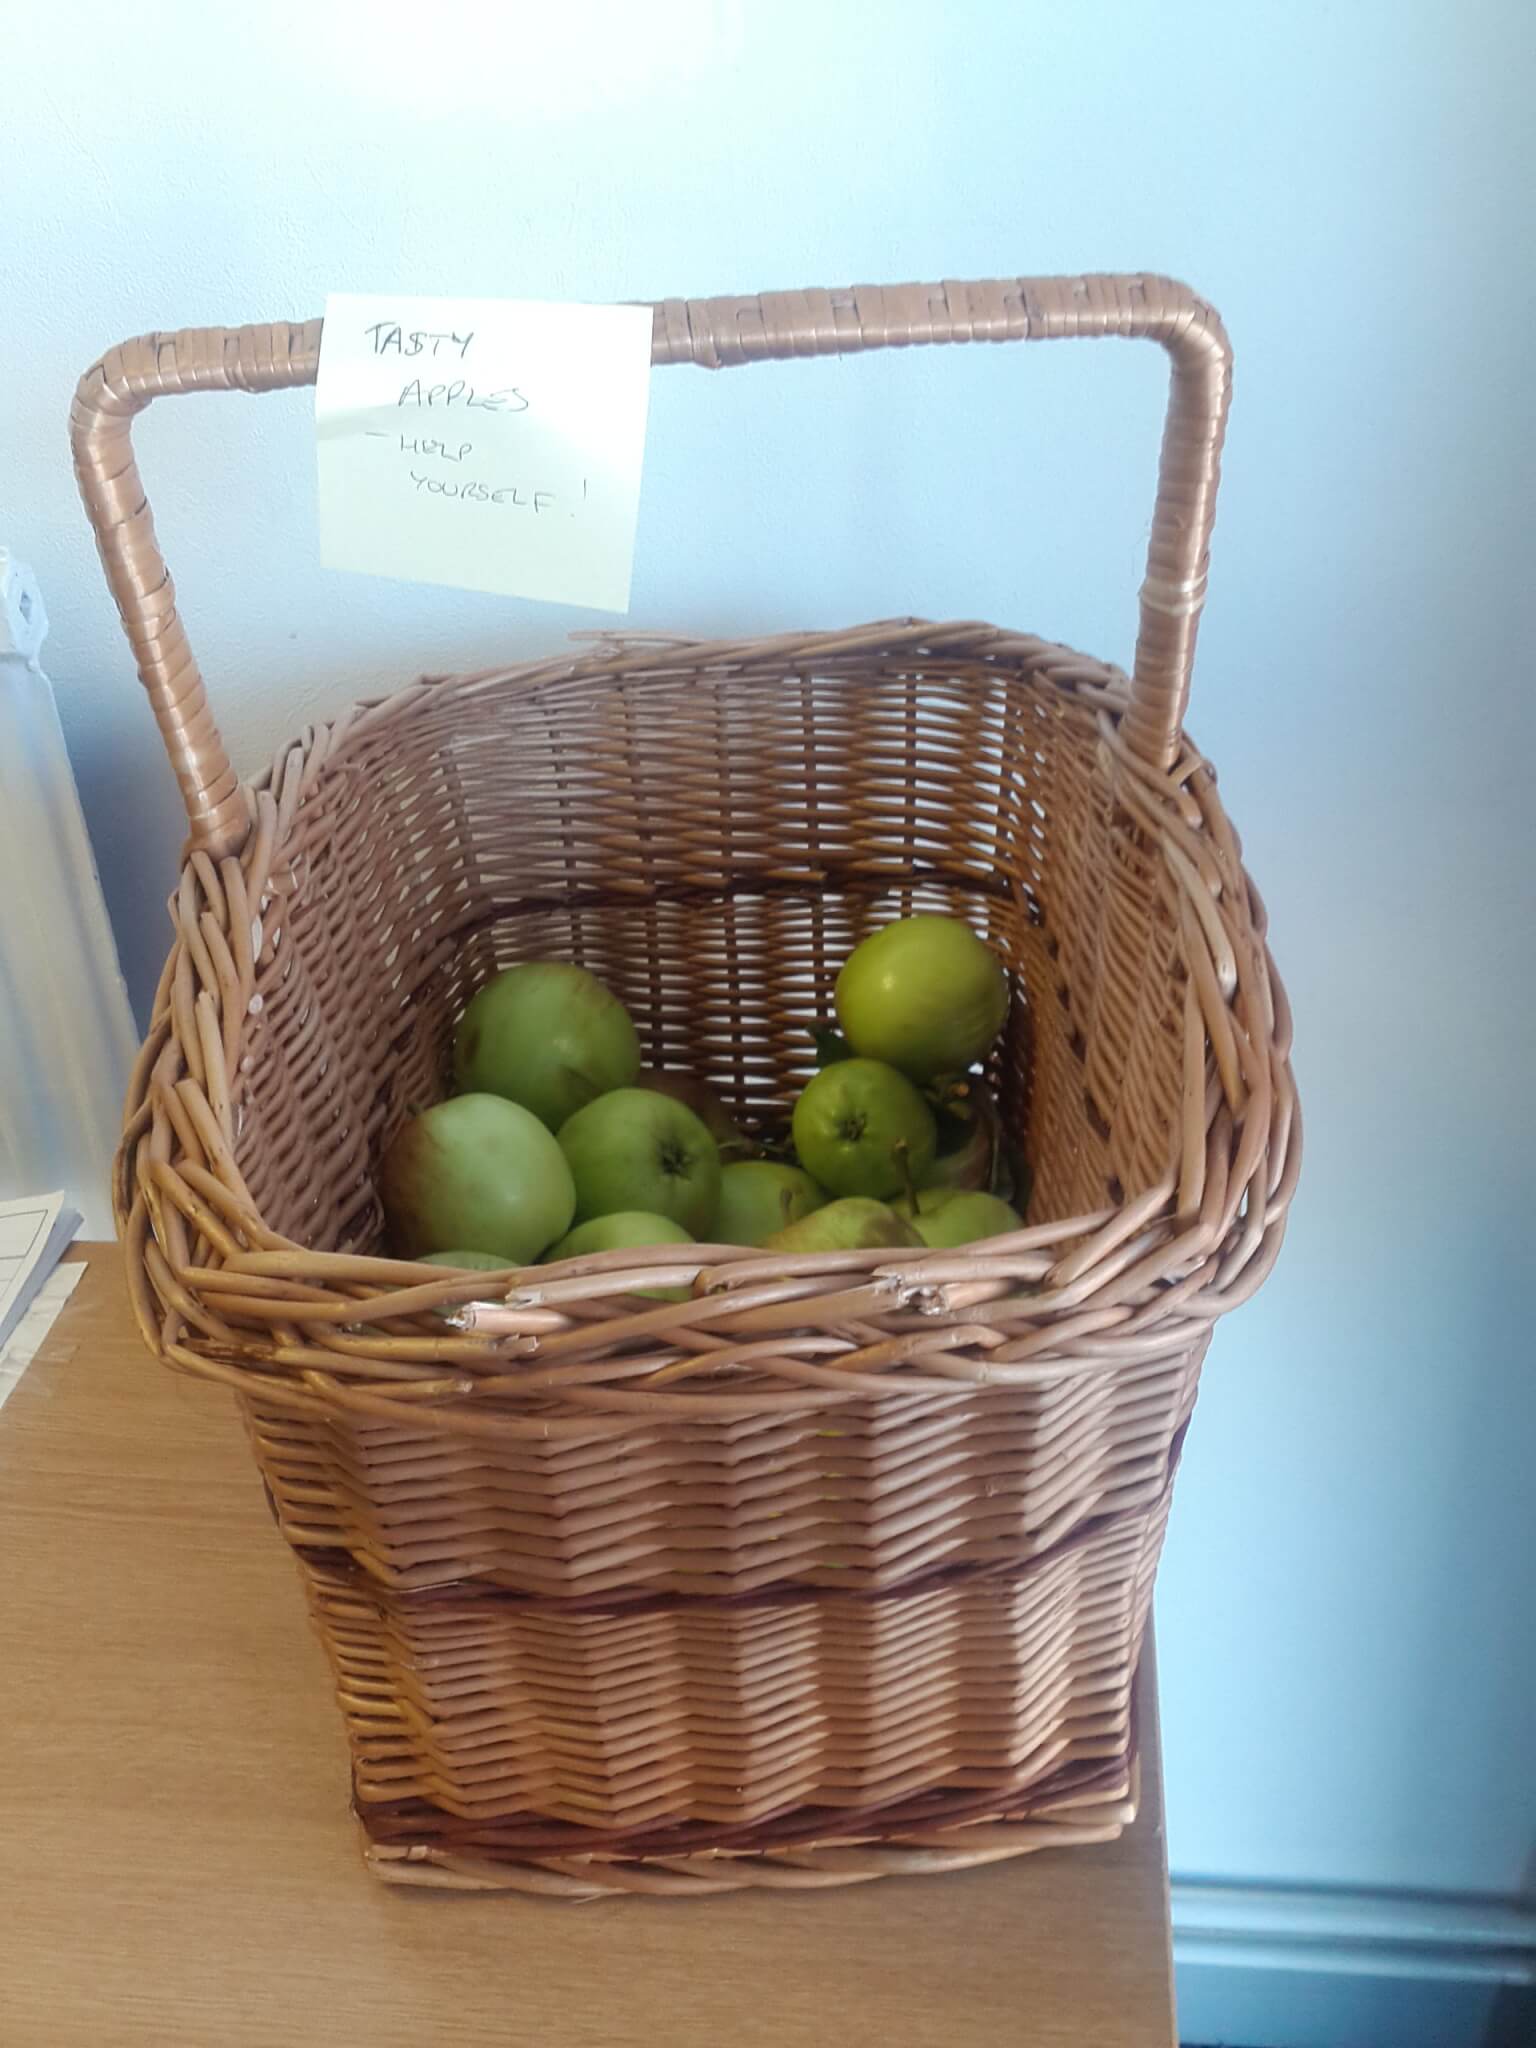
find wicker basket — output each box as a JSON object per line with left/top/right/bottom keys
{"left": 75, "top": 274, "right": 1298, "bottom": 1897}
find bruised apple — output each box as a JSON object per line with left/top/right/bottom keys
{"left": 380, "top": 1094, "right": 575, "bottom": 1263}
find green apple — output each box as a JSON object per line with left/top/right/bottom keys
{"left": 791, "top": 1058, "right": 937, "bottom": 1200}
{"left": 894, "top": 1187, "right": 1024, "bottom": 1249}
{"left": 557, "top": 1089, "right": 721, "bottom": 1235}
{"left": 545, "top": 1211, "right": 695, "bottom": 1298}
{"left": 545, "top": 1211, "right": 695, "bottom": 1261}
{"left": 764, "top": 1197, "right": 921, "bottom": 1254}
{"left": 454, "top": 962, "right": 640, "bottom": 1130}
{"left": 420, "top": 1249, "right": 508, "bottom": 1271}
{"left": 635, "top": 1067, "right": 750, "bottom": 1157}
{"left": 380, "top": 1094, "right": 575, "bottom": 1263}
{"left": 835, "top": 915, "right": 1009, "bottom": 1080}
{"left": 714, "top": 1160, "right": 827, "bottom": 1245}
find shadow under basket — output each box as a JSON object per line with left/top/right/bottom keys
{"left": 80, "top": 276, "right": 1299, "bottom": 1896}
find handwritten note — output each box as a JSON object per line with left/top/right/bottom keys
{"left": 316, "top": 294, "right": 653, "bottom": 612}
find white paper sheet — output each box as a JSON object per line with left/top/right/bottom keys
{"left": 0, "top": 1190, "right": 81, "bottom": 1351}
{"left": 0, "top": 1259, "right": 84, "bottom": 1416}
{"left": 316, "top": 294, "right": 653, "bottom": 612}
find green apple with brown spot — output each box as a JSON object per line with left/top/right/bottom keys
{"left": 380, "top": 1094, "right": 575, "bottom": 1263}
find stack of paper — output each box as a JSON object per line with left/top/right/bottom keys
{"left": 0, "top": 1261, "right": 85, "bottom": 1416}
{"left": 0, "top": 1190, "right": 81, "bottom": 1351}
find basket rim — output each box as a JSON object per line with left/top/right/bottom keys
{"left": 117, "top": 617, "right": 1299, "bottom": 1436}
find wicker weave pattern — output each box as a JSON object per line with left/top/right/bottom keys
{"left": 306, "top": 1493, "right": 1167, "bottom": 1829}
{"left": 73, "top": 276, "right": 1298, "bottom": 1893}
{"left": 248, "top": 1348, "right": 1200, "bottom": 1597}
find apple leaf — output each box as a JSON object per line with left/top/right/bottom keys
{"left": 810, "top": 1024, "right": 856, "bottom": 1068}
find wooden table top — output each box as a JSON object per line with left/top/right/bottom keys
{"left": 0, "top": 1245, "right": 1176, "bottom": 2047}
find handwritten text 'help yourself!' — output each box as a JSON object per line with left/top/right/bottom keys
{"left": 361, "top": 322, "right": 573, "bottom": 513}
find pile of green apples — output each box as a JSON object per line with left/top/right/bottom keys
{"left": 381, "top": 914, "right": 1026, "bottom": 1274}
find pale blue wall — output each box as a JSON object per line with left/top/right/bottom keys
{"left": 3, "top": 0, "right": 1532, "bottom": 2032}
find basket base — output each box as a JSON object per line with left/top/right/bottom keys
{"left": 361, "top": 1757, "right": 1139, "bottom": 1898}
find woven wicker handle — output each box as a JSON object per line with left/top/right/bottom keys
{"left": 72, "top": 275, "right": 1230, "bottom": 859}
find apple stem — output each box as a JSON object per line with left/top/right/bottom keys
{"left": 893, "top": 1139, "right": 920, "bottom": 1211}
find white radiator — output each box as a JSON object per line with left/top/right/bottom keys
{"left": 0, "top": 551, "right": 136, "bottom": 1237}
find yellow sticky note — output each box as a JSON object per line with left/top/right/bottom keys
{"left": 316, "top": 294, "right": 652, "bottom": 612}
